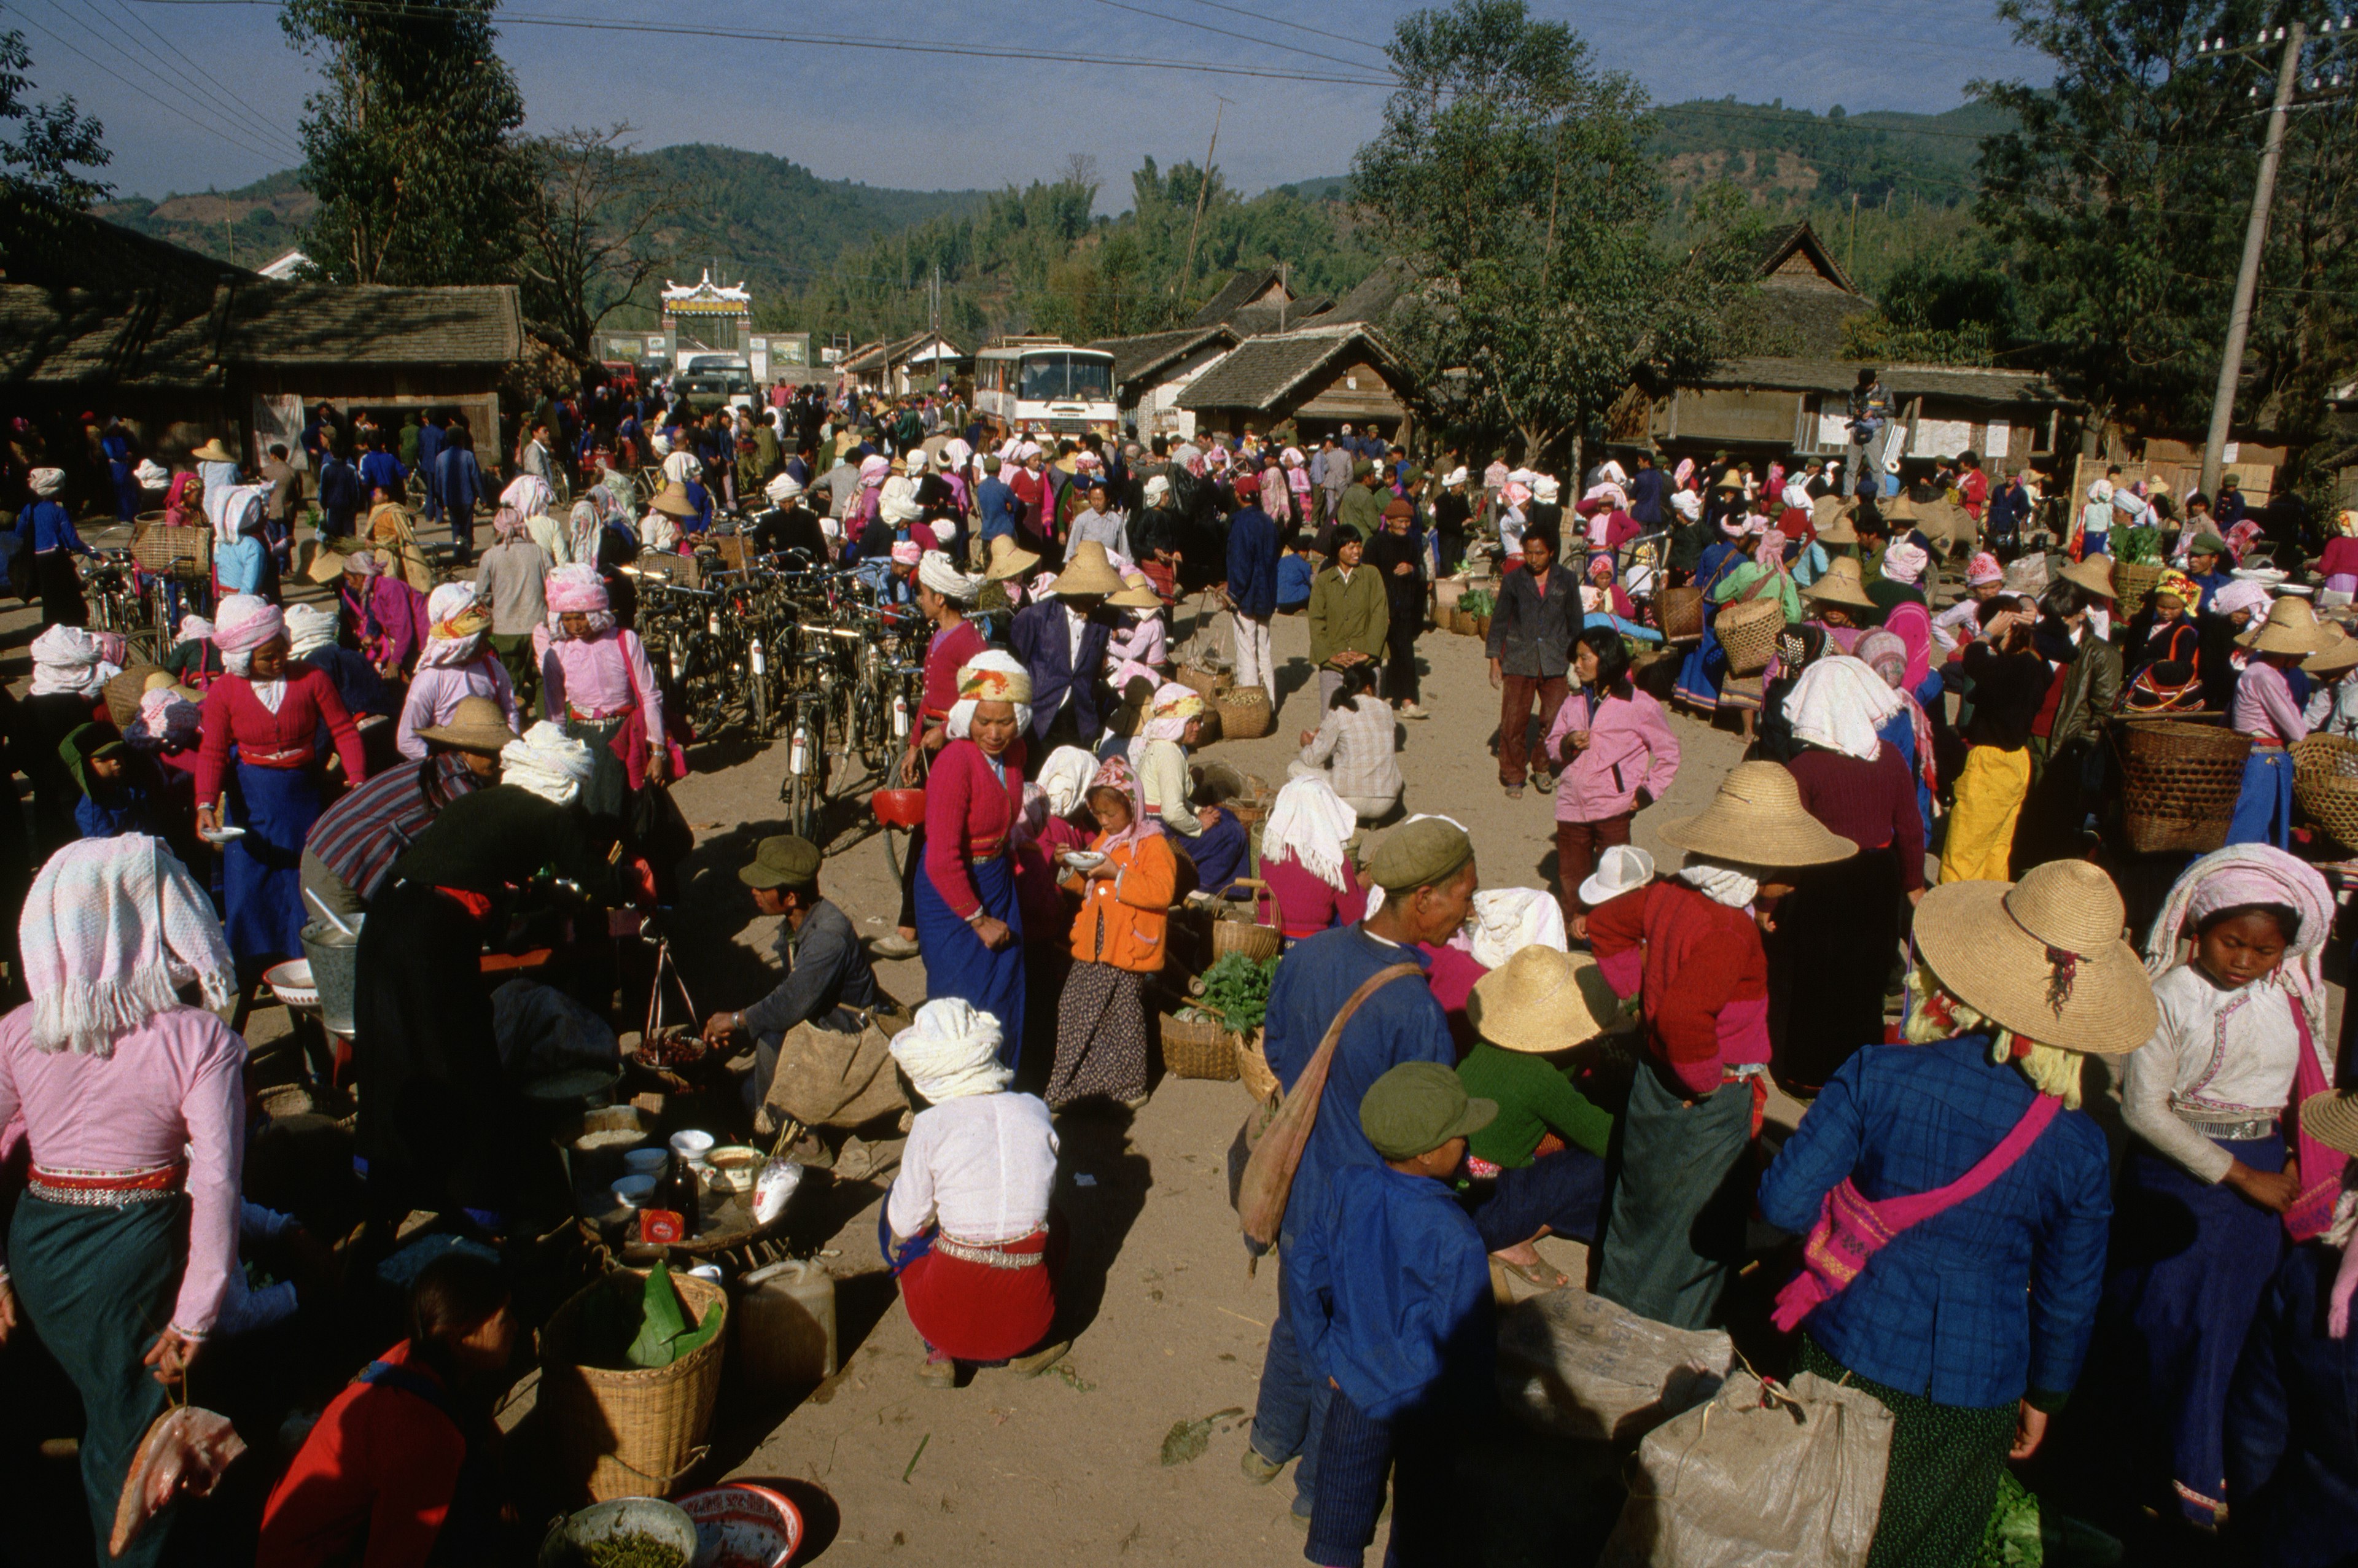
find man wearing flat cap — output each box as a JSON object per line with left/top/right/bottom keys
{"left": 704, "top": 836, "right": 905, "bottom": 1162}
{"left": 1244, "top": 814, "right": 1480, "bottom": 1522}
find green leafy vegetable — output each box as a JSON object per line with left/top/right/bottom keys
{"left": 1459, "top": 588, "right": 1496, "bottom": 618}
{"left": 2112, "top": 525, "right": 2162, "bottom": 565}
{"left": 1198, "top": 952, "right": 1277, "bottom": 1035}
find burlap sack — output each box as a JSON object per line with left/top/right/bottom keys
{"left": 1495, "top": 1289, "right": 1737, "bottom": 1443}
{"left": 757, "top": 1003, "right": 911, "bottom": 1135}
{"left": 1599, "top": 1370, "right": 1894, "bottom": 1568}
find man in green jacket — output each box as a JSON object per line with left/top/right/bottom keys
{"left": 1336, "top": 459, "right": 1385, "bottom": 545}
{"left": 1307, "top": 532, "right": 1390, "bottom": 709}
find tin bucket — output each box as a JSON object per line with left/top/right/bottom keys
{"left": 300, "top": 917, "right": 363, "bottom": 1034}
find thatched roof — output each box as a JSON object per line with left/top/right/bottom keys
{"left": 1175, "top": 323, "right": 1407, "bottom": 413}
{"left": 1694, "top": 355, "right": 2068, "bottom": 406}
{"left": 1086, "top": 325, "right": 1235, "bottom": 391}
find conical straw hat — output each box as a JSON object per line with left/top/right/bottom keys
{"left": 2303, "top": 624, "right": 2358, "bottom": 675}
{"left": 1048, "top": 539, "right": 1125, "bottom": 596}
{"left": 2238, "top": 596, "right": 2336, "bottom": 655}
{"left": 2299, "top": 1086, "right": 2358, "bottom": 1158}
{"left": 1657, "top": 761, "right": 1856, "bottom": 869}
{"left": 2056, "top": 556, "right": 2117, "bottom": 599}
{"left": 1913, "top": 860, "right": 2158, "bottom": 1055}
{"left": 1800, "top": 556, "right": 1875, "bottom": 610}
{"left": 1466, "top": 946, "right": 1619, "bottom": 1054}
{"left": 984, "top": 534, "right": 1041, "bottom": 581}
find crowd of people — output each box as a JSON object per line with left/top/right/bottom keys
{"left": 4, "top": 365, "right": 2357, "bottom": 1568}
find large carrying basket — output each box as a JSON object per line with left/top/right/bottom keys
{"left": 1715, "top": 594, "right": 1784, "bottom": 675}
{"left": 2115, "top": 720, "right": 2252, "bottom": 855}
{"left": 130, "top": 522, "right": 211, "bottom": 580}
{"left": 538, "top": 1269, "right": 729, "bottom": 1502}
{"left": 1659, "top": 584, "right": 1704, "bottom": 641}
{"left": 1160, "top": 1012, "right": 1242, "bottom": 1081}
{"left": 1210, "top": 914, "right": 1282, "bottom": 963}
{"left": 2111, "top": 559, "right": 2164, "bottom": 618}
{"left": 2294, "top": 732, "right": 2358, "bottom": 852}
{"left": 1213, "top": 685, "right": 1274, "bottom": 740}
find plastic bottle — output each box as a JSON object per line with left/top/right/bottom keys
{"left": 737, "top": 1259, "right": 838, "bottom": 1393}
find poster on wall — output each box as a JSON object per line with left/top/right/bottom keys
{"left": 1909, "top": 418, "right": 1974, "bottom": 459}
{"left": 1816, "top": 410, "right": 1853, "bottom": 450}
{"left": 1984, "top": 421, "right": 2010, "bottom": 459}
{"left": 252, "top": 394, "right": 306, "bottom": 472}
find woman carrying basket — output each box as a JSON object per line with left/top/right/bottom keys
{"left": 1758, "top": 860, "right": 2145, "bottom": 1568}
{"left": 2225, "top": 599, "right": 2332, "bottom": 850}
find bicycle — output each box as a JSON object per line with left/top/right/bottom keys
{"left": 777, "top": 685, "right": 831, "bottom": 842}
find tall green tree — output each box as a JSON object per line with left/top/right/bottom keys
{"left": 1353, "top": 0, "right": 1761, "bottom": 470}
{"left": 281, "top": 0, "right": 527, "bottom": 285}
{"left": 1973, "top": 0, "right": 2357, "bottom": 452}
{"left": 0, "top": 30, "right": 109, "bottom": 206}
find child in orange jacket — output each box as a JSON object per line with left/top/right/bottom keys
{"left": 1046, "top": 755, "right": 1177, "bottom": 1109}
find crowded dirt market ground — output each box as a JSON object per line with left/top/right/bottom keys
{"left": 7, "top": 514, "right": 2350, "bottom": 1568}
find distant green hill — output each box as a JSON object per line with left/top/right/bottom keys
{"left": 95, "top": 146, "right": 990, "bottom": 298}
{"left": 1651, "top": 97, "right": 2016, "bottom": 211}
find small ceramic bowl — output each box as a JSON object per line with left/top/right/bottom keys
{"left": 668, "top": 1129, "right": 716, "bottom": 1167}
{"left": 610, "top": 1174, "right": 656, "bottom": 1209}
{"left": 198, "top": 826, "right": 247, "bottom": 845}
{"left": 622, "top": 1147, "right": 669, "bottom": 1178}
{"left": 263, "top": 959, "right": 319, "bottom": 1011}
{"left": 1062, "top": 850, "right": 1107, "bottom": 872}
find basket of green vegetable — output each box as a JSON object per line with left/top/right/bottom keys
{"left": 539, "top": 1266, "right": 728, "bottom": 1502}
{"left": 1459, "top": 587, "right": 1495, "bottom": 639}
{"left": 2111, "top": 524, "right": 2164, "bottom": 616}
{"left": 1161, "top": 951, "right": 1278, "bottom": 1080}
{"left": 537, "top": 1497, "right": 698, "bottom": 1567}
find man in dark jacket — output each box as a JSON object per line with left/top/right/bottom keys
{"left": 1226, "top": 473, "right": 1280, "bottom": 704}
{"left": 1485, "top": 522, "right": 1581, "bottom": 797}
{"left": 1625, "top": 450, "right": 1667, "bottom": 529}
{"left": 1011, "top": 566, "right": 1115, "bottom": 751}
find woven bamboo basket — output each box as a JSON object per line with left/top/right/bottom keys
{"left": 2111, "top": 559, "right": 2164, "bottom": 618}
{"left": 1210, "top": 916, "right": 1282, "bottom": 963}
{"left": 1659, "top": 584, "right": 1705, "bottom": 640}
{"left": 1215, "top": 685, "right": 1274, "bottom": 740}
{"left": 130, "top": 522, "right": 211, "bottom": 578}
{"left": 1236, "top": 1028, "right": 1279, "bottom": 1103}
{"left": 1160, "top": 1012, "right": 1240, "bottom": 1081}
{"left": 2115, "top": 720, "right": 2252, "bottom": 855}
{"left": 1716, "top": 596, "right": 1784, "bottom": 675}
{"left": 103, "top": 666, "right": 165, "bottom": 731}
{"left": 2294, "top": 732, "right": 2358, "bottom": 851}
{"left": 539, "top": 1269, "right": 729, "bottom": 1502}
{"left": 1176, "top": 663, "right": 1228, "bottom": 700}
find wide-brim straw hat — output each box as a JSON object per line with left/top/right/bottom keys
{"left": 1048, "top": 539, "right": 1125, "bottom": 596}
{"left": 1913, "top": 860, "right": 2157, "bottom": 1055}
{"left": 984, "top": 534, "right": 1040, "bottom": 581}
{"left": 2056, "top": 556, "right": 2118, "bottom": 600}
{"left": 2238, "top": 596, "right": 2336, "bottom": 655}
{"left": 1818, "top": 512, "right": 1859, "bottom": 545}
{"left": 415, "top": 694, "right": 523, "bottom": 756}
{"left": 1108, "top": 578, "right": 1162, "bottom": 609}
{"left": 2303, "top": 624, "right": 2358, "bottom": 675}
{"left": 1714, "top": 472, "right": 1746, "bottom": 491}
{"left": 1467, "top": 945, "right": 1620, "bottom": 1054}
{"left": 1802, "top": 557, "right": 1876, "bottom": 610}
{"left": 650, "top": 483, "right": 699, "bottom": 518}
{"left": 190, "top": 437, "right": 237, "bottom": 464}
{"left": 1658, "top": 761, "right": 1857, "bottom": 868}
{"left": 2300, "top": 1087, "right": 2358, "bottom": 1157}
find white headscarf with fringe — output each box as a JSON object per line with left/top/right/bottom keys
{"left": 890, "top": 997, "right": 1012, "bottom": 1101}
{"left": 20, "top": 836, "right": 233, "bottom": 1057}
{"left": 1263, "top": 774, "right": 1357, "bottom": 891}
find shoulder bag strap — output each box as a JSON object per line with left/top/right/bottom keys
{"left": 1870, "top": 1090, "right": 2063, "bottom": 1232}
{"left": 1235, "top": 960, "right": 1424, "bottom": 1256}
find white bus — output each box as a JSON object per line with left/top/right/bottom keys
{"left": 973, "top": 339, "right": 1118, "bottom": 438}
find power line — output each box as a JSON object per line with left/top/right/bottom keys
{"left": 128, "top": 0, "right": 1403, "bottom": 90}
{"left": 1176, "top": 0, "right": 1395, "bottom": 63}
{"left": 0, "top": 0, "right": 294, "bottom": 166}
{"left": 58, "top": 0, "right": 306, "bottom": 165}
{"left": 80, "top": 0, "right": 307, "bottom": 163}
{"left": 1078, "top": 0, "right": 1367, "bottom": 74}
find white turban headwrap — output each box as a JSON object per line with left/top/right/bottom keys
{"left": 1034, "top": 746, "right": 1100, "bottom": 818}
{"left": 212, "top": 594, "right": 286, "bottom": 675}
{"left": 889, "top": 997, "right": 1011, "bottom": 1102}
{"left": 916, "top": 549, "right": 979, "bottom": 602}
{"left": 1462, "top": 888, "right": 1570, "bottom": 971}
{"left": 28, "top": 467, "right": 65, "bottom": 497}
{"left": 284, "top": 603, "right": 338, "bottom": 660}
{"left": 500, "top": 721, "right": 597, "bottom": 807}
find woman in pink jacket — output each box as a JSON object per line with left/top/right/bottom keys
{"left": 1545, "top": 625, "right": 1679, "bottom": 934}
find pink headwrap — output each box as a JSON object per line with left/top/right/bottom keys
{"left": 1085, "top": 753, "right": 1161, "bottom": 850}
{"left": 212, "top": 594, "right": 286, "bottom": 656}
{"left": 2225, "top": 519, "right": 2263, "bottom": 562}
{"left": 859, "top": 455, "right": 889, "bottom": 486}
{"left": 545, "top": 563, "right": 610, "bottom": 615}
{"left": 1673, "top": 458, "right": 1695, "bottom": 486}
{"left": 1503, "top": 482, "right": 1531, "bottom": 508}
{"left": 1880, "top": 599, "right": 1933, "bottom": 693}
{"left": 1967, "top": 551, "right": 2004, "bottom": 586}
{"left": 890, "top": 540, "right": 922, "bottom": 567}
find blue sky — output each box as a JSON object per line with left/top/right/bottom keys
{"left": 18, "top": 0, "right": 2053, "bottom": 202}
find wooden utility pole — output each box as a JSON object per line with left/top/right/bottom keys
{"left": 1279, "top": 262, "right": 1289, "bottom": 332}
{"left": 2201, "top": 20, "right": 2306, "bottom": 499}
{"left": 1180, "top": 98, "right": 1231, "bottom": 302}
{"left": 1848, "top": 192, "right": 1859, "bottom": 279}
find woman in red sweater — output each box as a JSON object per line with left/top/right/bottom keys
{"left": 1770, "top": 655, "right": 1924, "bottom": 1094}
{"left": 916, "top": 653, "right": 1031, "bottom": 1070}
{"left": 258, "top": 1249, "right": 519, "bottom": 1568}
{"left": 196, "top": 596, "right": 368, "bottom": 977}
{"left": 1586, "top": 763, "right": 1854, "bottom": 1330}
